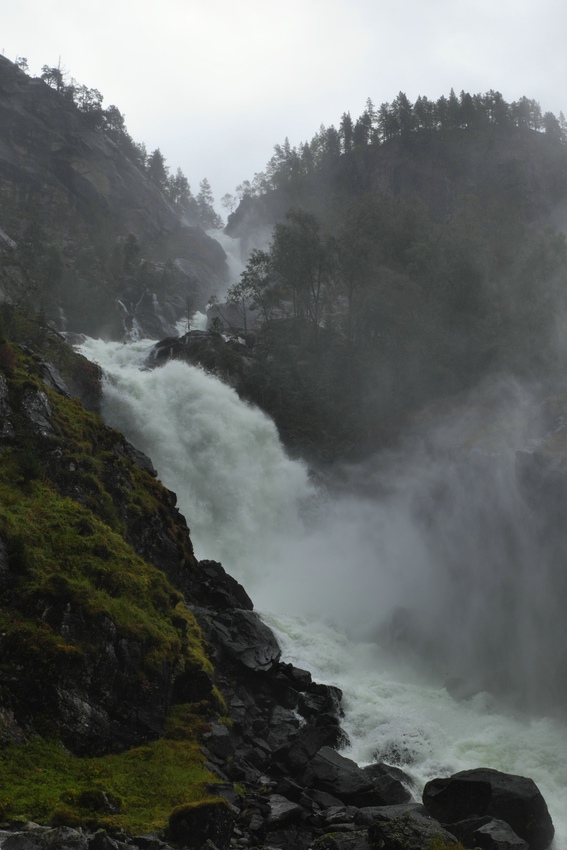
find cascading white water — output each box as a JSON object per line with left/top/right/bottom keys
{"left": 79, "top": 336, "right": 567, "bottom": 848}
{"left": 207, "top": 229, "right": 248, "bottom": 300}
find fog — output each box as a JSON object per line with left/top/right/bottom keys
{"left": 4, "top": 0, "right": 567, "bottom": 207}
{"left": 79, "top": 336, "right": 567, "bottom": 718}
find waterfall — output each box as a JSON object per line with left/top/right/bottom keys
{"left": 207, "top": 229, "right": 248, "bottom": 301}
{"left": 79, "top": 336, "right": 567, "bottom": 848}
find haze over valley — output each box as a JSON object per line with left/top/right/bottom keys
{"left": 1, "top": 8, "right": 567, "bottom": 848}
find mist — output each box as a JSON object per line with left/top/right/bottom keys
{"left": 264, "top": 375, "right": 567, "bottom": 714}
{"left": 80, "top": 336, "right": 567, "bottom": 718}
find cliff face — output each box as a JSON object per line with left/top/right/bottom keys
{"left": 0, "top": 56, "right": 228, "bottom": 339}
{"left": 0, "top": 57, "right": 177, "bottom": 243}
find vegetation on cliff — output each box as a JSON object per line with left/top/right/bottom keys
{"left": 0, "top": 55, "right": 227, "bottom": 339}
{"left": 200, "top": 91, "right": 567, "bottom": 460}
{"left": 208, "top": 191, "right": 567, "bottom": 459}
{"left": 0, "top": 306, "right": 222, "bottom": 830}
{"left": 224, "top": 88, "right": 566, "bottom": 205}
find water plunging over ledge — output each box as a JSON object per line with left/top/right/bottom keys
{"left": 79, "top": 336, "right": 567, "bottom": 848}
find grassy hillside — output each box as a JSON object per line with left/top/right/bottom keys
{"left": 0, "top": 306, "right": 223, "bottom": 831}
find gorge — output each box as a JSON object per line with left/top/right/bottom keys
{"left": 2, "top": 52, "right": 567, "bottom": 849}
{"left": 79, "top": 330, "right": 567, "bottom": 848}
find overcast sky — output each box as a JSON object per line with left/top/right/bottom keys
{"left": 3, "top": 0, "right": 567, "bottom": 217}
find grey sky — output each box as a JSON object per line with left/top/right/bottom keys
{"left": 3, "top": 0, "right": 567, "bottom": 217}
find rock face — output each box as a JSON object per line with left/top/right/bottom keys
{"left": 422, "top": 768, "right": 554, "bottom": 850}
{"left": 0, "top": 55, "right": 228, "bottom": 338}
{"left": 0, "top": 333, "right": 212, "bottom": 754}
{"left": 168, "top": 800, "right": 235, "bottom": 850}
{"left": 368, "top": 808, "right": 460, "bottom": 850}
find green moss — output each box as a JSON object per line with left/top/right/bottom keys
{"left": 0, "top": 315, "right": 228, "bottom": 834}
{"left": 0, "top": 726, "right": 219, "bottom": 833}
{"left": 0, "top": 477, "right": 206, "bottom": 679}
{"left": 427, "top": 838, "right": 466, "bottom": 850}
{"left": 0, "top": 337, "right": 203, "bottom": 672}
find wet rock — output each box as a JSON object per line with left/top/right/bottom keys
{"left": 88, "top": 831, "right": 127, "bottom": 850}
{"left": 202, "top": 721, "right": 235, "bottom": 761}
{"left": 0, "top": 373, "right": 14, "bottom": 439}
{"left": 168, "top": 800, "right": 234, "bottom": 850}
{"left": 273, "top": 723, "right": 346, "bottom": 775}
{"left": 368, "top": 809, "right": 459, "bottom": 850}
{"left": 279, "top": 662, "right": 312, "bottom": 691}
{"left": 312, "top": 830, "right": 372, "bottom": 850}
{"left": 298, "top": 683, "right": 343, "bottom": 720}
{"left": 38, "top": 360, "right": 71, "bottom": 397}
{"left": 207, "top": 609, "right": 281, "bottom": 672}
{"left": 302, "top": 746, "right": 386, "bottom": 807}
{"left": 266, "top": 794, "right": 305, "bottom": 828}
{"left": 111, "top": 441, "right": 157, "bottom": 477}
{"left": 448, "top": 816, "right": 529, "bottom": 849}
{"left": 2, "top": 833, "right": 47, "bottom": 850}
{"left": 45, "top": 827, "right": 89, "bottom": 850}
{"left": 354, "top": 802, "right": 426, "bottom": 827}
{"left": 310, "top": 788, "right": 347, "bottom": 810}
{"left": 21, "top": 386, "right": 53, "bottom": 436}
{"left": 422, "top": 768, "right": 554, "bottom": 850}
{"left": 195, "top": 560, "right": 253, "bottom": 611}
{"left": 360, "top": 762, "right": 413, "bottom": 804}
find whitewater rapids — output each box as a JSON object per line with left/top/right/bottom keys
{"left": 79, "top": 336, "right": 567, "bottom": 848}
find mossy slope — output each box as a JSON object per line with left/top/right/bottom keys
{"left": 0, "top": 312, "right": 221, "bottom": 829}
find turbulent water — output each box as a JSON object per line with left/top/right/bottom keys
{"left": 79, "top": 337, "right": 567, "bottom": 848}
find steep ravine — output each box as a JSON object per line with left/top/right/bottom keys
{"left": 0, "top": 312, "right": 559, "bottom": 850}
{"left": 79, "top": 333, "right": 566, "bottom": 850}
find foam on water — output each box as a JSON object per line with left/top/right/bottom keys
{"left": 265, "top": 611, "right": 567, "bottom": 848}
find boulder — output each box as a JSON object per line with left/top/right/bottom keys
{"left": 299, "top": 682, "right": 343, "bottom": 719}
{"left": 266, "top": 793, "right": 305, "bottom": 828}
{"left": 360, "top": 762, "right": 412, "bottom": 804}
{"left": 449, "top": 816, "right": 529, "bottom": 849}
{"left": 273, "top": 722, "right": 346, "bottom": 774}
{"left": 354, "top": 802, "right": 426, "bottom": 827}
{"left": 194, "top": 560, "right": 253, "bottom": 611}
{"left": 312, "top": 832, "right": 372, "bottom": 850}
{"left": 368, "top": 809, "right": 459, "bottom": 850}
{"left": 303, "top": 746, "right": 385, "bottom": 807}
{"left": 2, "top": 833, "right": 47, "bottom": 850}
{"left": 206, "top": 608, "right": 281, "bottom": 672}
{"left": 202, "top": 721, "right": 235, "bottom": 761}
{"left": 168, "top": 800, "right": 234, "bottom": 850}
{"left": 422, "top": 768, "right": 554, "bottom": 850}
{"left": 21, "top": 386, "right": 53, "bottom": 437}
{"left": 45, "top": 828, "right": 89, "bottom": 850}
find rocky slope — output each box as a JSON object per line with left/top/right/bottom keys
{"left": 0, "top": 56, "right": 228, "bottom": 339}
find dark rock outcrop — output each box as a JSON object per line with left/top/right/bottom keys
{"left": 167, "top": 800, "right": 235, "bottom": 850}
{"left": 449, "top": 816, "right": 529, "bottom": 850}
{"left": 422, "top": 768, "right": 554, "bottom": 850}
{"left": 302, "top": 747, "right": 410, "bottom": 809}
{"left": 368, "top": 808, "right": 460, "bottom": 850}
